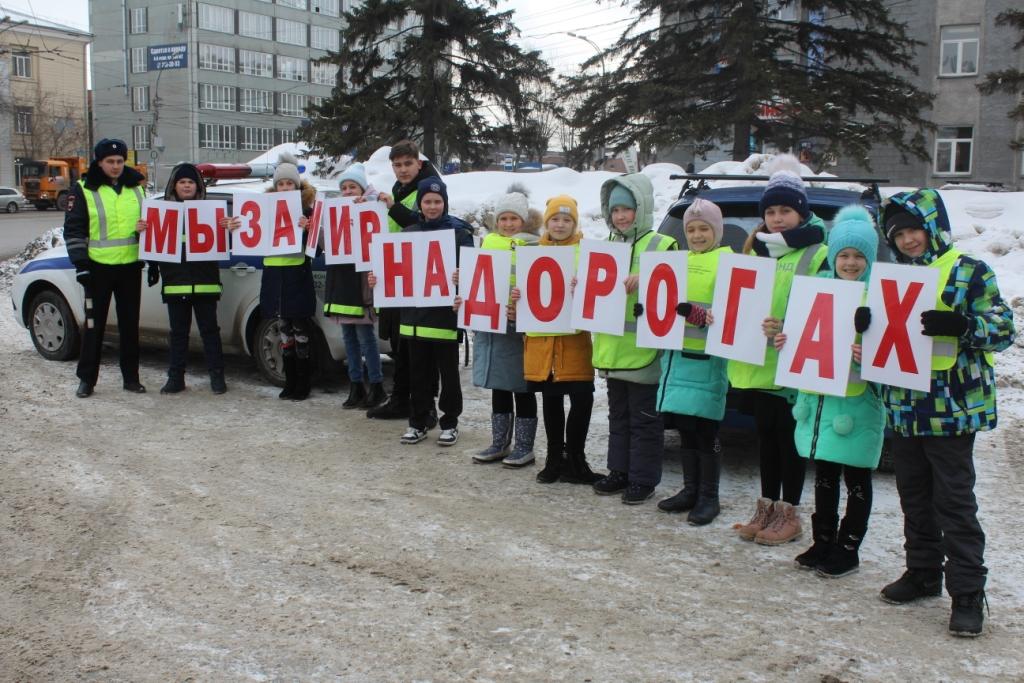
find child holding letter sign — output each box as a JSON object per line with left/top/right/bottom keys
{"left": 322, "top": 163, "right": 387, "bottom": 410}
{"left": 773, "top": 206, "right": 885, "bottom": 578}
{"left": 729, "top": 161, "right": 829, "bottom": 545}
{"left": 653, "top": 199, "right": 731, "bottom": 526}
{"left": 591, "top": 174, "right": 678, "bottom": 505}
{"left": 510, "top": 195, "right": 601, "bottom": 485}
{"left": 867, "top": 190, "right": 1015, "bottom": 637}
{"left": 457, "top": 191, "right": 541, "bottom": 467}
{"left": 141, "top": 163, "right": 230, "bottom": 395}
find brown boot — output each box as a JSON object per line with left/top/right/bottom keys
{"left": 755, "top": 501, "right": 803, "bottom": 545}
{"left": 736, "top": 497, "right": 774, "bottom": 541}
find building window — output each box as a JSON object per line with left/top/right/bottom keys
{"left": 934, "top": 126, "right": 973, "bottom": 175}
{"left": 241, "top": 127, "right": 273, "bottom": 151}
{"left": 279, "top": 128, "right": 295, "bottom": 144}
{"left": 239, "top": 50, "right": 273, "bottom": 78}
{"left": 277, "top": 0, "right": 307, "bottom": 9}
{"left": 240, "top": 88, "right": 273, "bottom": 113}
{"left": 277, "top": 56, "right": 307, "bottom": 82}
{"left": 239, "top": 12, "right": 272, "bottom": 39}
{"left": 132, "top": 86, "right": 150, "bottom": 112}
{"left": 276, "top": 18, "right": 307, "bottom": 47}
{"left": 312, "top": 0, "right": 339, "bottom": 17}
{"left": 199, "top": 123, "right": 236, "bottom": 150}
{"left": 133, "top": 124, "right": 150, "bottom": 150}
{"left": 129, "top": 7, "right": 147, "bottom": 34}
{"left": 311, "top": 26, "right": 339, "bottom": 52}
{"left": 198, "top": 4, "right": 234, "bottom": 34}
{"left": 199, "top": 44, "right": 235, "bottom": 72}
{"left": 15, "top": 108, "right": 32, "bottom": 134}
{"left": 199, "top": 83, "right": 236, "bottom": 111}
{"left": 12, "top": 53, "right": 31, "bottom": 78}
{"left": 278, "top": 92, "right": 308, "bottom": 117}
{"left": 310, "top": 62, "right": 338, "bottom": 86}
{"left": 130, "top": 47, "right": 148, "bottom": 73}
{"left": 939, "top": 25, "right": 979, "bottom": 76}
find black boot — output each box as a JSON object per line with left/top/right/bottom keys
{"left": 536, "top": 448, "right": 565, "bottom": 484}
{"left": 160, "top": 372, "right": 186, "bottom": 395}
{"left": 291, "top": 356, "right": 312, "bottom": 401}
{"left": 794, "top": 513, "right": 838, "bottom": 570}
{"left": 657, "top": 449, "right": 698, "bottom": 513}
{"left": 816, "top": 521, "right": 863, "bottom": 578}
{"left": 343, "top": 380, "right": 367, "bottom": 408}
{"left": 362, "top": 382, "right": 387, "bottom": 409}
{"left": 366, "top": 394, "right": 410, "bottom": 419}
{"left": 209, "top": 369, "right": 227, "bottom": 394}
{"left": 278, "top": 354, "right": 297, "bottom": 400}
{"left": 949, "top": 591, "right": 987, "bottom": 637}
{"left": 561, "top": 450, "right": 602, "bottom": 485}
{"left": 880, "top": 568, "right": 943, "bottom": 604}
{"left": 687, "top": 450, "right": 721, "bottom": 526}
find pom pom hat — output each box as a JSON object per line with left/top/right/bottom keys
{"left": 758, "top": 169, "right": 810, "bottom": 219}
{"left": 682, "top": 198, "right": 724, "bottom": 248}
{"left": 494, "top": 192, "right": 530, "bottom": 224}
{"left": 272, "top": 151, "right": 302, "bottom": 187}
{"left": 827, "top": 204, "right": 879, "bottom": 282}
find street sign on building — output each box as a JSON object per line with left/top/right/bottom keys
{"left": 148, "top": 44, "right": 188, "bottom": 70}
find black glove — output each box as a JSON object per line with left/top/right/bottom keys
{"left": 676, "top": 302, "right": 692, "bottom": 317}
{"left": 920, "top": 310, "right": 969, "bottom": 337}
{"left": 147, "top": 263, "right": 160, "bottom": 288}
{"left": 633, "top": 302, "right": 644, "bottom": 317}
{"left": 75, "top": 266, "right": 91, "bottom": 289}
{"left": 854, "top": 306, "right": 871, "bottom": 334}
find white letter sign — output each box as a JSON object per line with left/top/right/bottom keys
{"left": 354, "top": 201, "right": 388, "bottom": 272}
{"left": 305, "top": 193, "right": 325, "bottom": 259}
{"left": 370, "top": 231, "right": 456, "bottom": 308}
{"left": 139, "top": 199, "right": 183, "bottom": 263}
{"left": 457, "top": 247, "right": 512, "bottom": 333}
{"left": 184, "top": 200, "right": 229, "bottom": 262}
{"left": 571, "top": 239, "right": 631, "bottom": 335}
{"left": 704, "top": 253, "right": 777, "bottom": 364}
{"left": 230, "top": 192, "right": 303, "bottom": 257}
{"left": 636, "top": 251, "right": 688, "bottom": 350}
{"left": 515, "top": 246, "right": 575, "bottom": 334}
{"left": 322, "top": 197, "right": 357, "bottom": 265}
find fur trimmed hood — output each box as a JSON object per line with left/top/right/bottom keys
{"left": 83, "top": 161, "right": 146, "bottom": 191}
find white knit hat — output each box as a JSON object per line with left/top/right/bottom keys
{"left": 272, "top": 151, "right": 302, "bottom": 187}
{"left": 494, "top": 192, "right": 530, "bottom": 225}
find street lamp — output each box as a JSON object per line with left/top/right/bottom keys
{"left": 566, "top": 32, "right": 607, "bottom": 169}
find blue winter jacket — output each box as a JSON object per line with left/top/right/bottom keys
{"left": 657, "top": 351, "right": 728, "bottom": 421}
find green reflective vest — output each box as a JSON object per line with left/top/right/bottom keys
{"left": 80, "top": 180, "right": 143, "bottom": 265}
{"left": 682, "top": 246, "right": 731, "bottom": 352}
{"left": 387, "top": 191, "right": 418, "bottom": 233}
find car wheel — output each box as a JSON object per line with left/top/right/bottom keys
{"left": 28, "top": 289, "right": 80, "bottom": 361}
{"left": 6, "top": 201, "right": 17, "bottom": 214}
{"left": 253, "top": 317, "right": 286, "bottom": 387}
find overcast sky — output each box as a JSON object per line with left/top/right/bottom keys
{"left": 0, "top": 0, "right": 645, "bottom": 75}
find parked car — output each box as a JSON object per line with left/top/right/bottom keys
{"left": 655, "top": 174, "right": 895, "bottom": 470}
{"left": 0, "top": 186, "right": 31, "bottom": 213}
{"left": 11, "top": 181, "right": 385, "bottom": 387}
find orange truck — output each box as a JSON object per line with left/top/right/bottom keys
{"left": 21, "top": 156, "right": 148, "bottom": 210}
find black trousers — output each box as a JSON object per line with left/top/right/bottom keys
{"left": 813, "top": 460, "right": 872, "bottom": 537}
{"left": 166, "top": 297, "right": 224, "bottom": 375}
{"left": 542, "top": 390, "right": 593, "bottom": 456}
{"left": 893, "top": 433, "right": 986, "bottom": 595}
{"left": 492, "top": 390, "right": 537, "bottom": 419}
{"left": 408, "top": 338, "right": 462, "bottom": 430}
{"left": 755, "top": 392, "right": 806, "bottom": 505}
{"left": 666, "top": 413, "right": 718, "bottom": 454}
{"left": 77, "top": 262, "right": 142, "bottom": 386}
{"left": 606, "top": 379, "right": 663, "bottom": 487}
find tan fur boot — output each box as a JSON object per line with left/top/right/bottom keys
{"left": 755, "top": 501, "right": 803, "bottom": 545}
{"left": 736, "top": 497, "right": 774, "bottom": 541}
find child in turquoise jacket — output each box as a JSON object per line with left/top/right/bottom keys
{"left": 774, "top": 205, "right": 885, "bottom": 578}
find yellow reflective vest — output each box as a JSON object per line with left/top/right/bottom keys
{"left": 79, "top": 180, "right": 143, "bottom": 264}
{"left": 682, "top": 246, "right": 731, "bottom": 352}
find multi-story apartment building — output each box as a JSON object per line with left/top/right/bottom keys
{"left": 90, "top": 0, "right": 353, "bottom": 184}
{"left": 0, "top": 10, "right": 91, "bottom": 186}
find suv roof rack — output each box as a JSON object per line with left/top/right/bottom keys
{"left": 668, "top": 174, "right": 890, "bottom": 205}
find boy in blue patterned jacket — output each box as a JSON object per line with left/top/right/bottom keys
{"left": 861, "top": 189, "right": 1015, "bottom": 638}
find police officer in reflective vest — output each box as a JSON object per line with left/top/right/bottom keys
{"left": 63, "top": 138, "right": 147, "bottom": 398}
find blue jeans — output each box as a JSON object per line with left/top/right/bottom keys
{"left": 341, "top": 323, "right": 382, "bottom": 383}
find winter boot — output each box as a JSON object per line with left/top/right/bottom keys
{"left": 502, "top": 417, "right": 538, "bottom": 468}
{"left": 754, "top": 501, "right": 803, "bottom": 545}
{"left": 879, "top": 568, "right": 943, "bottom": 604}
{"left": 278, "top": 354, "right": 297, "bottom": 400}
{"left": 209, "top": 369, "right": 227, "bottom": 394}
{"left": 343, "top": 380, "right": 367, "bottom": 409}
{"left": 362, "top": 382, "right": 387, "bottom": 409}
{"left": 160, "top": 372, "right": 186, "bottom": 395}
{"left": 473, "top": 413, "right": 513, "bottom": 464}
{"left": 366, "top": 394, "right": 410, "bottom": 419}
{"left": 736, "top": 497, "right": 774, "bottom": 541}
{"left": 536, "top": 447, "right": 565, "bottom": 484}
{"left": 794, "top": 513, "right": 838, "bottom": 570}
{"left": 816, "top": 522, "right": 863, "bottom": 578}
{"left": 560, "top": 450, "right": 602, "bottom": 485}
{"left": 949, "top": 591, "right": 987, "bottom": 637}
{"left": 687, "top": 450, "right": 721, "bottom": 526}
{"left": 290, "top": 356, "right": 312, "bottom": 401}
{"left": 657, "top": 449, "right": 699, "bottom": 513}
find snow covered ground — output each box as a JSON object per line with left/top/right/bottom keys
{"left": 2, "top": 149, "right": 1022, "bottom": 679}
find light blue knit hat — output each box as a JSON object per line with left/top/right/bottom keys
{"left": 338, "top": 162, "right": 368, "bottom": 191}
{"left": 827, "top": 204, "right": 879, "bottom": 282}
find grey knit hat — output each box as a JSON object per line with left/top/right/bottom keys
{"left": 272, "top": 151, "right": 302, "bottom": 187}
{"left": 493, "top": 192, "right": 530, "bottom": 225}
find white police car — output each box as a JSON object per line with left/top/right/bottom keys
{"left": 11, "top": 179, "right": 373, "bottom": 386}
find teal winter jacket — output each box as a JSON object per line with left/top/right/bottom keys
{"left": 793, "top": 386, "right": 886, "bottom": 468}
{"left": 657, "top": 351, "right": 728, "bottom": 421}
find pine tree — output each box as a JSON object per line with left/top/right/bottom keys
{"left": 977, "top": 9, "right": 1024, "bottom": 150}
{"left": 572, "top": 0, "right": 933, "bottom": 165}
{"left": 300, "top": 0, "right": 550, "bottom": 168}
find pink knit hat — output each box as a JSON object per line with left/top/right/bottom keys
{"left": 682, "top": 198, "right": 724, "bottom": 248}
